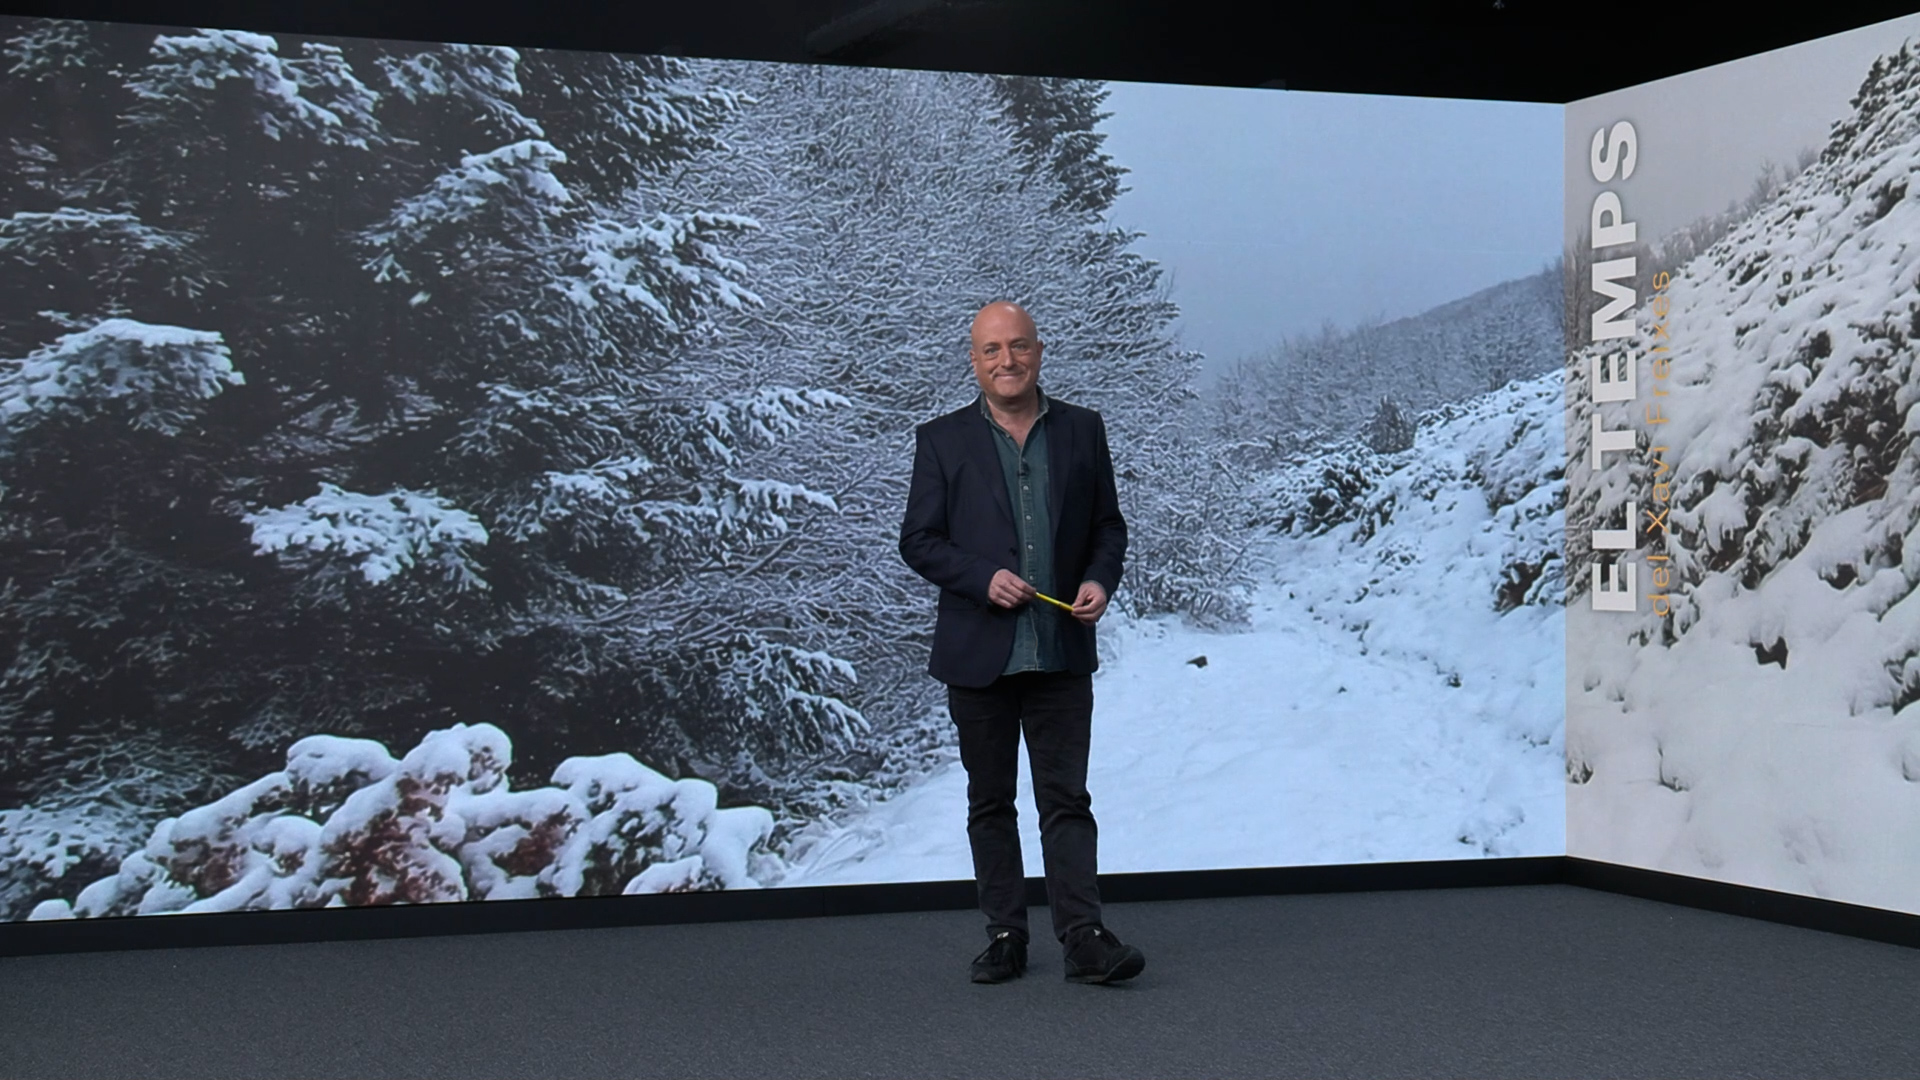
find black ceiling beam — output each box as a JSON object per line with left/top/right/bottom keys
{"left": 804, "top": 0, "right": 949, "bottom": 61}
{"left": 0, "top": 0, "right": 1917, "bottom": 103}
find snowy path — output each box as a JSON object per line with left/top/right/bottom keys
{"left": 780, "top": 584, "right": 1563, "bottom": 887}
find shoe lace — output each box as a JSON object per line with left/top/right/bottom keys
{"left": 978, "top": 932, "right": 1017, "bottom": 962}
{"left": 1076, "top": 926, "right": 1116, "bottom": 953}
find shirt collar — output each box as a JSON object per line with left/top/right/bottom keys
{"left": 978, "top": 386, "right": 1049, "bottom": 423}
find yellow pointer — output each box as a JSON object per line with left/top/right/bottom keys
{"left": 1033, "top": 591, "right": 1077, "bottom": 614}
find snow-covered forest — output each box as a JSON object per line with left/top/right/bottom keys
{"left": 1209, "top": 268, "right": 1562, "bottom": 471}
{"left": 1567, "top": 42, "right": 1920, "bottom": 914}
{"left": 0, "top": 16, "right": 1565, "bottom": 920}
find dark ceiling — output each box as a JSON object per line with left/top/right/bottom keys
{"left": 2, "top": 0, "right": 1918, "bottom": 102}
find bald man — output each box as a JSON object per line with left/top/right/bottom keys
{"left": 899, "top": 301, "right": 1146, "bottom": 985}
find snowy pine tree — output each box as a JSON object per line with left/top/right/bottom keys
{"left": 990, "top": 76, "right": 1127, "bottom": 216}
{"left": 665, "top": 61, "right": 1047, "bottom": 794}
{"left": 1365, "top": 397, "right": 1416, "bottom": 454}
{"left": 0, "top": 21, "right": 851, "bottom": 905}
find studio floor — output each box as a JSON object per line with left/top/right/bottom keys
{"left": 0, "top": 884, "right": 1915, "bottom": 1078}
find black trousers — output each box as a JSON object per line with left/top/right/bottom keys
{"left": 946, "top": 670, "right": 1101, "bottom": 943}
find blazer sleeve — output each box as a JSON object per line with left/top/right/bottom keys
{"left": 898, "top": 421, "right": 1001, "bottom": 605}
{"left": 1082, "top": 411, "right": 1127, "bottom": 597}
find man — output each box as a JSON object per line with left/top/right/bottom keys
{"left": 898, "top": 300, "right": 1146, "bottom": 985}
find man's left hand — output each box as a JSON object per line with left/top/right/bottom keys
{"left": 1071, "top": 581, "right": 1109, "bottom": 625}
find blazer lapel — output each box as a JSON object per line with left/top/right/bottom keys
{"left": 963, "top": 402, "right": 1016, "bottom": 530}
{"left": 1046, "top": 404, "right": 1069, "bottom": 531}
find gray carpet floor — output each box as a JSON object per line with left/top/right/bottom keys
{"left": 0, "top": 884, "right": 1916, "bottom": 1078}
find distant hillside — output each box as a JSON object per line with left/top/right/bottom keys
{"left": 1209, "top": 266, "right": 1561, "bottom": 468}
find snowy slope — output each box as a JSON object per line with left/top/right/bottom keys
{"left": 1567, "top": 44, "right": 1920, "bottom": 913}
{"left": 783, "top": 374, "right": 1566, "bottom": 884}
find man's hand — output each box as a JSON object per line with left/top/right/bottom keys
{"left": 988, "top": 569, "right": 1037, "bottom": 609}
{"left": 1071, "top": 581, "right": 1109, "bottom": 625}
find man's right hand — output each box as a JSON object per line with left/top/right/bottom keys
{"left": 987, "top": 569, "right": 1037, "bottom": 609}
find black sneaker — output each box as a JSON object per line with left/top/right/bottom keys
{"left": 1063, "top": 925, "right": 1145, "bottom": 984}
{"left": 970, "top": 931, "right": 1027, "bottom": 983}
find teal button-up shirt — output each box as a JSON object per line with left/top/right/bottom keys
{"left": 982, "top": 390, "right": 1064, "bottom": 674}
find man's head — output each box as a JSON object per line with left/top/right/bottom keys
{"left": 969, "top": 301, "right": 1043, "bottom": 410}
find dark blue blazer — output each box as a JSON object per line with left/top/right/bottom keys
{"left": 898, "top": 395, "right": 1127, "bottom": 688}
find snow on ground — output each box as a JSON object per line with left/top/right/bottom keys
{"left": 783, "top": 593, "right": 1562, "bottom": 886}
{"left": 782, "top": 375, "right": 1567, "bottom": 886}
{"left": 1568, "top": 621, "right": 1920, "bottom": 914}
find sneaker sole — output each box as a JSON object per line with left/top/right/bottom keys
{"left": 1065, "top": 948, "right": 1144, "bottom": 984}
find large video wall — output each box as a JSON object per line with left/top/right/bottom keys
{"left": 17, "top": 8, "right": 1920, "bottom": 931}
{"left": 1565, "top": 13, "right": 1920, "bottom": 916}
{"left": 0, "top": 15, "right": 1566, "bottom": 922}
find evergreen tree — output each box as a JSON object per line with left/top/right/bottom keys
{"left": 1364, "top": 397, "right": 1415, "bottom": 454}
{"left": 0, "top": 22, "right": 851, "bottom": 821}
{"left": 667, "top": 61, "right": 1057, "bottom": 783}
{"left": 989, "top": 76, "right": 1127, "bottom": 216}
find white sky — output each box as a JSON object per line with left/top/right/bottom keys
{"left": 1565, "top": 13, "right": 1920, "bottom": 246}
{"left": 1096, "top": 82, "right": 1563, "bottom": 378}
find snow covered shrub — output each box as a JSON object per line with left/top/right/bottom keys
{"left": 1249, "top": 443, "right": 1385, "bottom": 538}
{"left": 284, "top": 734, "right": 398, "bottom": 817}
{"left": 0, "top": 806, "right": 131, "bottom": 921}
{"left": 552, "top": 752, "right": 776, "bottom": 895}
{"left": 0, "top": 319, "right": 240, "bottom": 436}
{"left": 0, "top": 730, "right": 238, "bottom": 920}
{"left": 68, "top": 736, "right": 396, "bottom": 917}
{"left": 46, "top": 724, "right": 779, "bottom": 916}
{"left": 455, "top": 786, "right": 592, "bottom": 900}
{"left": 1364, "top": 397, "right": 1416, "bottom": 454}
{"left": 318, "top": 725, "right": 515, "bottom": 906}
{"left": 246, "top": 484, "right": 490, "bottom": 592}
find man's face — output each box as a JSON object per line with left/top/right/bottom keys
{"left": 970, "top": 305, "right": 1043, "bottom": 406}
